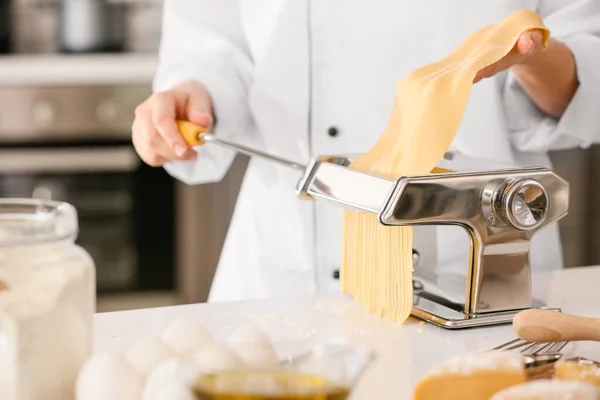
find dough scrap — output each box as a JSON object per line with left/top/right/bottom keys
{"left": 555, "top": 358, "right": 600, "bottom": 387}
{"left": 413, "top": 351, "right": 527, "bottom": 400}
{"left": 342, "top": 10, "right": 549, "bottom": 323}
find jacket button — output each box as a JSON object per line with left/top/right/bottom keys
{"left": 412, "top": 248, "right": 420, "bottom": 267}
{"left": 332, "top": 269, "right": 340, "bottom": 279}
{"left": 327, "top": 126, "right": 339, "bottom": 137}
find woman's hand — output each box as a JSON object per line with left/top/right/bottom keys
{"left": 473, "top": 30, "right": 545, "bottom": 83}
{"left": 474, "top": 30, "right": 578, "bottom": 119}
{"left": 132, "top": 81, "right": 214, "bottom": 167}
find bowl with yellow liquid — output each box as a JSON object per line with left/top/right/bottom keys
{"left": 192, "top": 339, "right": 374, "bottom": 400}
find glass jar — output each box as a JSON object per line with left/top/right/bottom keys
{"left": 0, "top": 198, "right": 96, "bottom": 400}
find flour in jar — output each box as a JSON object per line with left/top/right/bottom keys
{"left": 0, "top": 241, "right": 95, "bottom": 400}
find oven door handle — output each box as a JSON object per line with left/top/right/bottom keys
{"left": 0, "top": 146, "right": 141, "bottom": 173}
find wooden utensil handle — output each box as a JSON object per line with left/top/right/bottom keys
{"left": 513, "top": 309, "right": 600, "bottom": 342}
{"left": 177, "top": 120, "right": 207, "bottom": 146}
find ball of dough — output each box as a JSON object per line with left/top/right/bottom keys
{"left": 226, "top": 327, "right": 278, "bottom": 369}
{"left": 161, "top": 318, "right": 213, "bottom": 355}
{"left": 142, "top": 357, "right": 200, "bottom": 400}
{"left": 555, "top": 358, "right": 600, "bottom": 387}
{"left": 125, "top": 335, "right": 177, "bottom": 379}
{"left": 194, "top": 341, "right": 245, "bottom": 374}
{"left": 76, "top": 353, "right": 144, "bottom": 400}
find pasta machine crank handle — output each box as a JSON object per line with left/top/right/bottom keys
{"left": 177, "top": 120, "right": 306, "bottom": 171}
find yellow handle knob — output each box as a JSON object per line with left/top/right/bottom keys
{"left": 177, "top": 120, "right": 207, "bottom": 147}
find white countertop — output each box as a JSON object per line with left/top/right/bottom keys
{"left": 94, "top": 266, "right": 600, "bottom": 399}
{"left": 0, "top": 54, "right": 158, "bottom": 86}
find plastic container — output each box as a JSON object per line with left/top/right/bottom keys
{"left": 0, "top": 198, "right": 96, "bottom": 400}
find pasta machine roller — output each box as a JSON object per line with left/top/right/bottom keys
{"left": 198, "top": 133, "right": 570, "bottom": 329}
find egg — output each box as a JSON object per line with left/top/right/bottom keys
{"left": 125, "top": 335, "right": 178, "bottom": 379}
{"left": 194, "top": 340, "right": 245, "bottom": 374}
{"left": 161, "top": 318, "right": 213, "bottom": 355}
{"left": 142, "top": 357, "right": 200, "bottom": 400}
{"left": 226, "top": 327, "right": 278, "bottom": 369}
{"left": 76, "top": 353, "right": 144, "bottom": 400}
{"left": 227, "top": 326, "right": 272, "bottom": 347}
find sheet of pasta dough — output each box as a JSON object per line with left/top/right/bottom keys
{"left": 342, "top": 10, "right": 550, "bottom": 323}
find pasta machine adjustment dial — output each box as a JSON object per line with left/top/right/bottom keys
{"left": 497, "top": 178, "right": 549, "bottom": 231}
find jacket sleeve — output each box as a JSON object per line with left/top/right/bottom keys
{"left": 503, "top": 0, "right": 600, "bottom": 153}
{"left": 155, "top": 0, "right": 254, "bottom": 185}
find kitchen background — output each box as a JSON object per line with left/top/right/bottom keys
{"left": 0, "top": 0, "right": 598, "bottom": 313}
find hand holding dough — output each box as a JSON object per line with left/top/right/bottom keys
{"left": 474, "top": 30, "right": 546, "bottom": 83}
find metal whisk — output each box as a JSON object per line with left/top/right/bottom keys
{"left": 492, "top": 338, "right": 569, "bottom": 356}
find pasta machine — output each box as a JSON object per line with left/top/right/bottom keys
{"left": 197, "top": 133, "right": 570, "bottom": 329}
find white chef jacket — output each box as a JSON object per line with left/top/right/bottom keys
{"left": 156, "top": 0, "right": 600, "bottom": 303}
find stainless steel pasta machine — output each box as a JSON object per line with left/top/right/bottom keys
{"left": 198, "top": 133, "right": 570, "bottom": 329}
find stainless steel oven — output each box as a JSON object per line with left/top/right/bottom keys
{"left": 0, "top": 84, "right": 176, "bottom": 295}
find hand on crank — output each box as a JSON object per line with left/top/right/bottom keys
{"left": 132, "top": 81, "right": 214, "bottom": 167}
{"left": 473, "top": 30, "right": 545, "bottom": 83}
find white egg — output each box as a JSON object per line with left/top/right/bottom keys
{"left": 227, "top": 326, "right": 272, "bottom": 347}
{"left": 161, "top": 318, "right": 213, "bottom": 355}
{"left": 142, "top": 357, "right": 200, "bottom": 400}
{"left": 226, "top": 327, "right": 278, "bottom": 369}
{"left": 229, "top": 343, "right": 279, "bottom": 370}
{"left": 194, "top": 340, "right": 245, "bottom": 373}
{"left": 125, "top": 335, "right": 178, "bottom": 379}
{"left": 76, "top": 353, "right": 144, "bottom": 400}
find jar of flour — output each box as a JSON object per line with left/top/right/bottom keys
{"left": 0, "top": 199, "right": 95, "bottom": 400}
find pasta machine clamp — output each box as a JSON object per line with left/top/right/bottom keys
{"left": 195, "top": 132, "right": 570, "bottom": 329}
